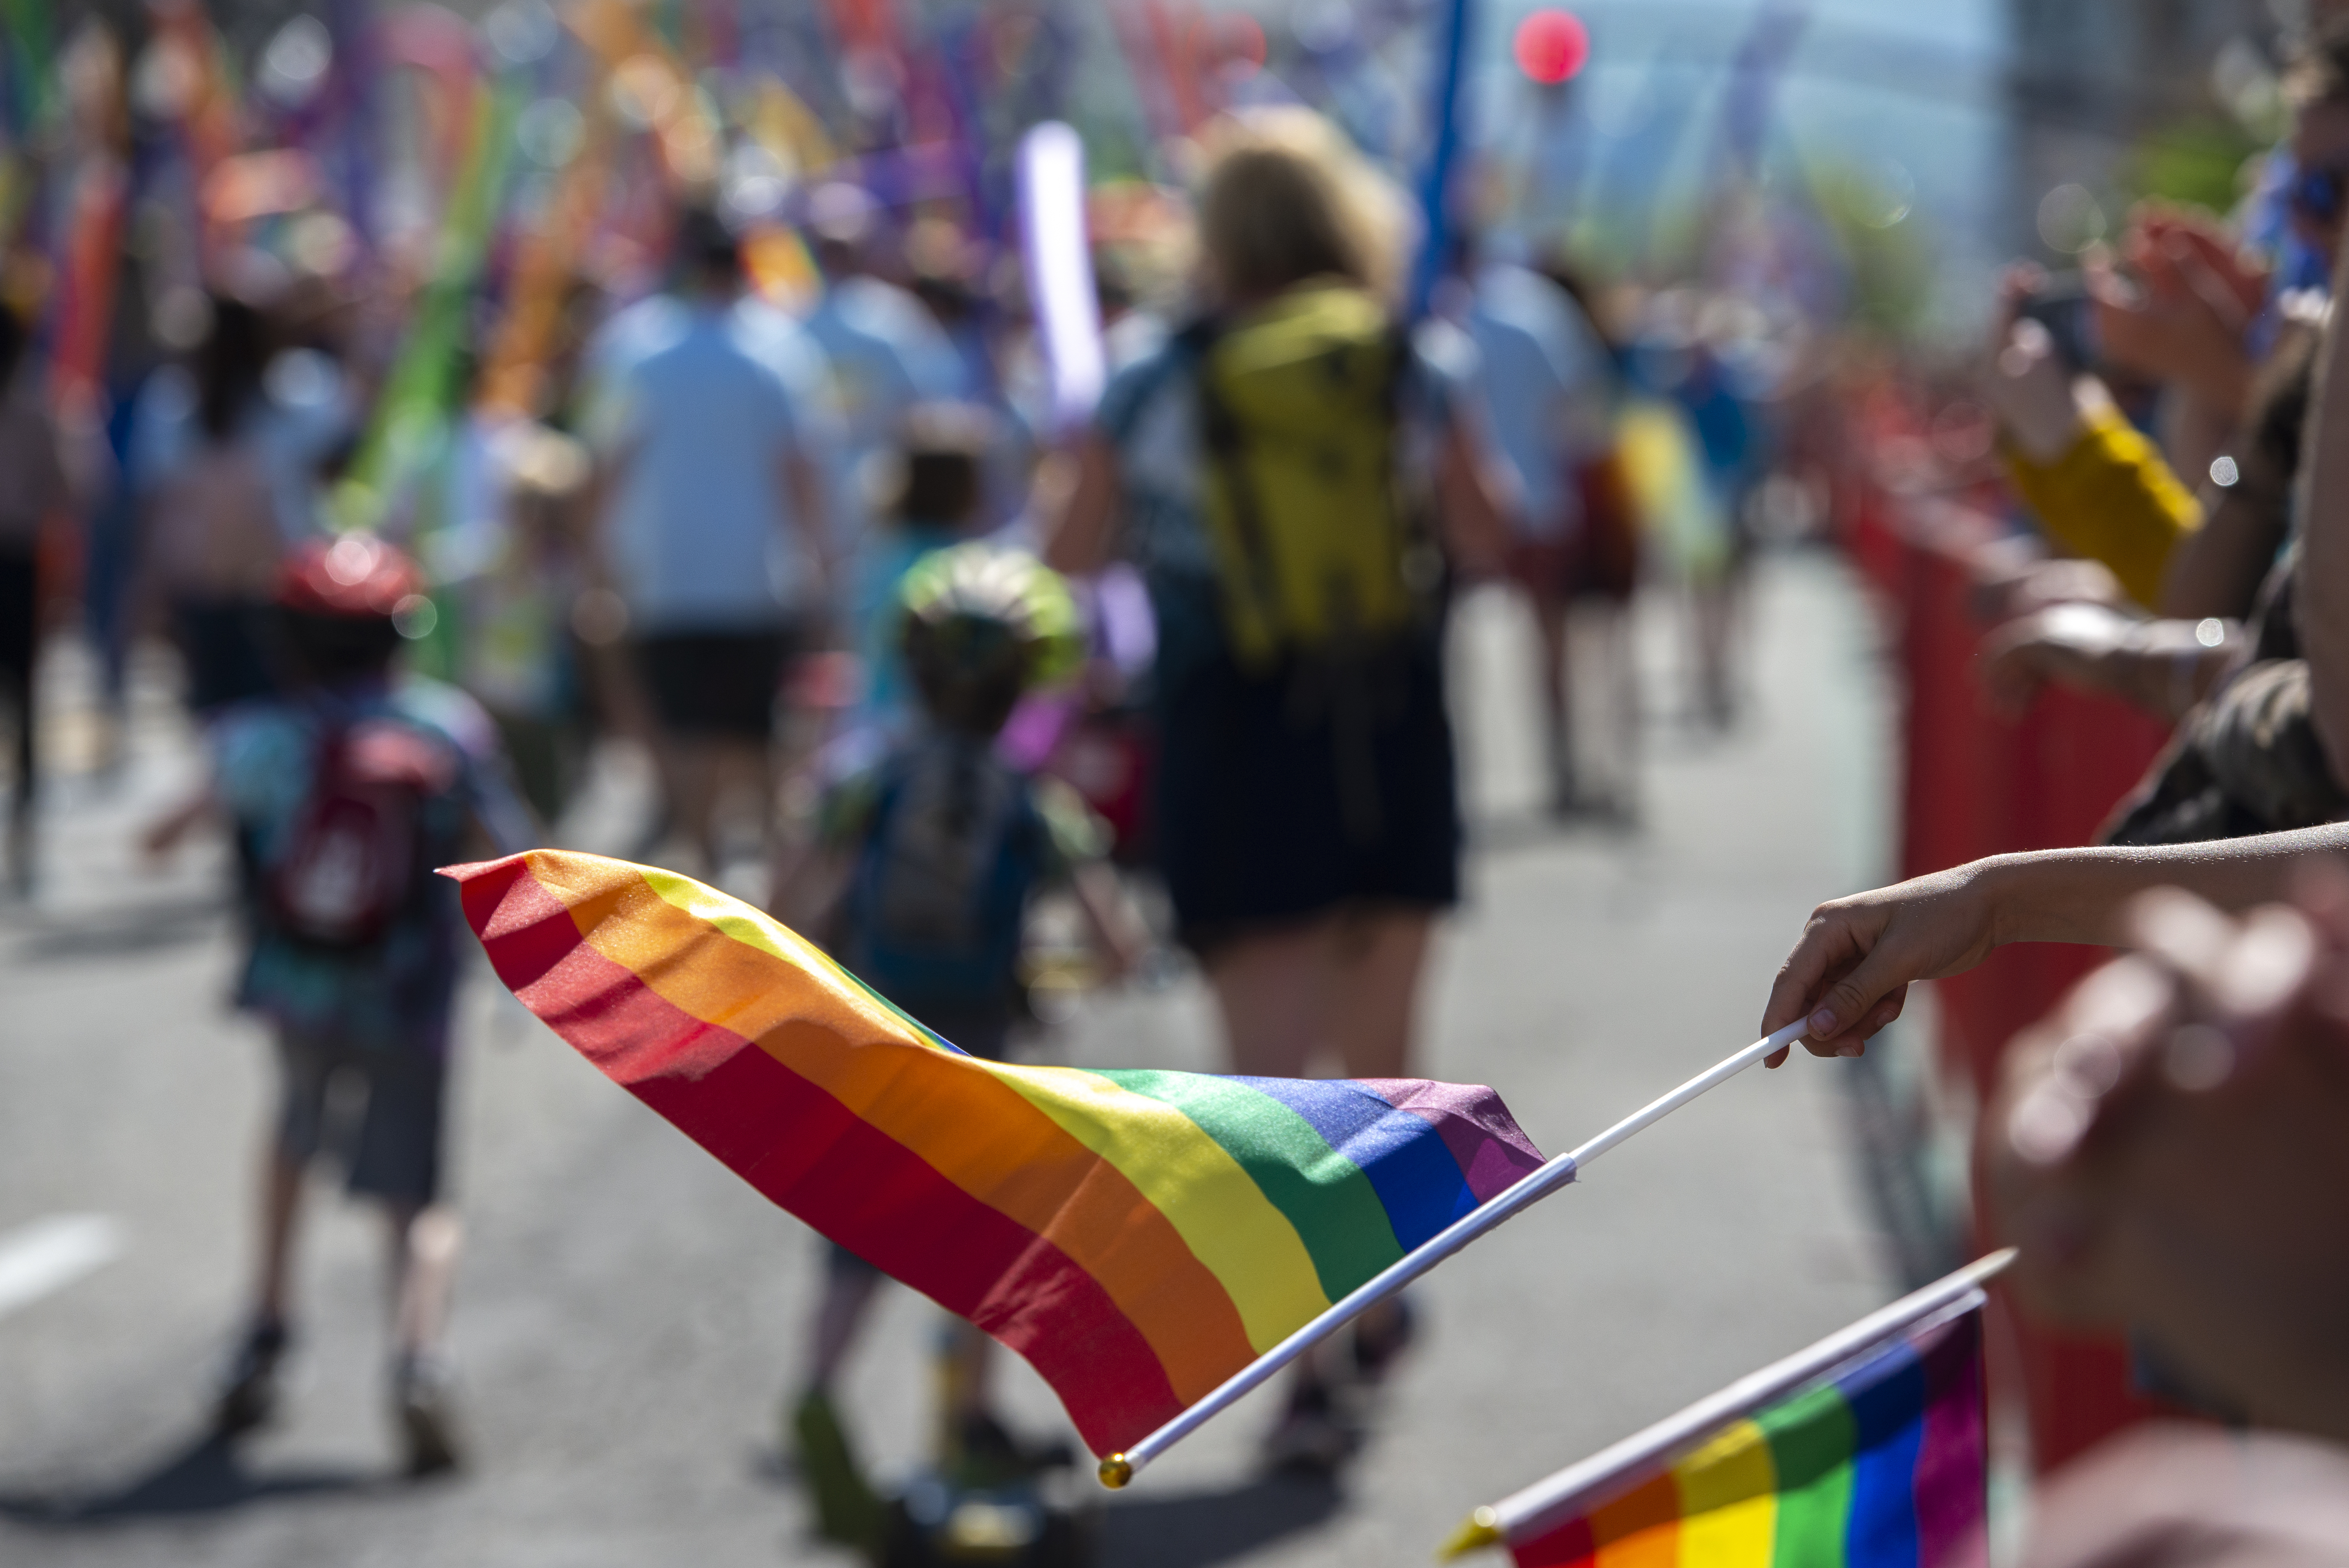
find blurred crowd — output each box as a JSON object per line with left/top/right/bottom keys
{"left": 0, "top": 4, "right": 1834, "bottom": 1549}
{"left": 18, "top": 0, "right": 2349, "bottom": 1560}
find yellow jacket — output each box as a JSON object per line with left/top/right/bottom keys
{"left": 2000, "top": 404, "right": 2201, "bottom": 610}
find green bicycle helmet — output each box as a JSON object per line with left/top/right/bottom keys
{"left": 897, "top": 543, "right": 1080, "bottom": 737}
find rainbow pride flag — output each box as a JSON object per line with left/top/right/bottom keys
{"left": 1452, "top": 1260, "right": 1998, "bottom": 1568}
{"left": 448, "top": 850, "right": 1547, "bottom": 1457}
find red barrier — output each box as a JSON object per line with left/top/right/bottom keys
{"left": 1841, "top": 464, "right": 2177, "bottom": 1474}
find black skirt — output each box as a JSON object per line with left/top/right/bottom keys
{"left": 633, "top": 628, "right": 795, "bottom": 739}
{"left": 1154, "top": 631, "right": 1460, "bottom": 952}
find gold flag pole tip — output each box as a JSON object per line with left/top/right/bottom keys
{"left": 1098, "top": 1453, "right": 1133, "bottom": 1489}
{"left": 1439, "top": 1506, "right": 1504, "bottom": 1559}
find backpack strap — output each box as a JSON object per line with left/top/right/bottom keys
{"left": 1190, "top": 318, "right": 1289, "bottom": 655}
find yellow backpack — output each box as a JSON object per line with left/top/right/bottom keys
{"left": 1194, "top": 283, "right": 1431, "bottom": 671}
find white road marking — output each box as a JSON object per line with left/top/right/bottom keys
{"left": 0, "top": 1215, "right": 124, "bottom": 1320}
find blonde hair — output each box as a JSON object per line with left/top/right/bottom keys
{"left": 1195, "top": 109, "right": 1407, "bottom": 304}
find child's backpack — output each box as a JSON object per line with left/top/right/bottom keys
{"left": 1192, "top": 283, "right": 1433, "bottom": 671}
{"left": 266, "top": 718, "right": 455, "bottom": 949}
{"left": 840, "top": 739, "right": 1042, "bottom": 1021}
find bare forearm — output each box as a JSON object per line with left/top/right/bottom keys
{"left": 1983, "top": 825, "right": 2349, "bottom": 948}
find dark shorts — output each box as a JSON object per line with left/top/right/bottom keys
{"left": 1154, "top": 636, "right": 1460, "bottom": 953}
{"left": 634, "top": 629, "right": 796, "bottom": 739}
{"left": 275, "top": 1030, "right": 448, "bottom": 1206}
{"left": 171, "top": 597, "right": 279, "bottom": 715}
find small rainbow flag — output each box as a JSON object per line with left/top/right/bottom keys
{"left": 1450, "top": 1259, "right": 2000, "bottom": 1568}
{"left": 447, "top": 850, "right": 1547, "bottom": 1457}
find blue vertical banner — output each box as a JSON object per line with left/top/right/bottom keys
{"left": 1407, "top": 0, "right": 1474, "bottom": 321}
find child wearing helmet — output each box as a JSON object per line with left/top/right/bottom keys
{"left": 770, "top": 541, "right": 1140, "bottom": 1551}
{"left": 153, "top": 533, "right": 531, "bottom": 1477}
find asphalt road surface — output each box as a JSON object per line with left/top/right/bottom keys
{"left": 0, "top": 551, "right": 1903, "bottom": 1566}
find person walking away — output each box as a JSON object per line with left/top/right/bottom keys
{"left": 1046, "top": 110, "right": 1507, "bottom": 1469}
{"left": 450, "top": 423, "right": 595, "bottom": 827}
{"left": 133, "top": 298, "right": 295, "bottom": 721}
{"left": 767, "top": 544, "right": 1137, "bottom": 1549}
{"left": 842, "top": 402, "right": 994, "bottom": 750}
{"left": 582, "top": 206, "right": 833, "bottom": 879}
{"left": 0, "top": 305, "right": 77, "bottom": 894}
{"left": 802, "top": 183, "right": 967, "bottom": 564}
{"left": 156, "top": 534, "right": 531, "bottom": 1477}
{"left": 1460, "top": 253, "right": 1624, "bottom": 816}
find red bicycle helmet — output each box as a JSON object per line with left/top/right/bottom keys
{"left": 276, "top": 533, "right": 423, "bottom": 619}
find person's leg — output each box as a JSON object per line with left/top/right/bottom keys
{"left": 1204, "top": 919, "right": 1339, "bottom": 1079}
{"left": 219, "top": 1035, "right": 327, "bottom": 1434}
{"left": 1314, "top": 909, "right": 1440, "bottom": 1402}
{"left": 1604, "top": 599, "right": 1643, "bottom": 814}
{"left": 2, "top": 653, "right": 31, "bottom": 895}
{"left": 385, "top": 1194, "right": 465, "bottom": 1477}
{"left": 803, "top": 1250, "right": 886, "bottom": 1393}
{"left": 1692, "top": 574, "right": 1733, "bottom": 729}
{"left": 255, "top": 1147, "right": 306, "bottom": 1328}
{"left": 660, "top": 736, "right": 722, "bottom": 875}
{"left": 387, "top": 1202, "right": 463, "bottom": 1362}
{"left": 1529, "top": 592, "right": 1575, "bottom": 813}
{"left": 795, "top": 1247, "right": 886, "bottom": 1546}
{"left": 345, "top": 1045, "right": 464, "bottom": 1475}
{"left": 215, "top": 1150, "right": 304, "bottom": 1436}
{"left": 1571, "top": 597, "right": 1641, "bottom": 818}
{"left": 707, "top": 736, "right": 775, "bottom": 875}
{"left": 1325, "top": 907, "right": 1435, "bottom": 1083}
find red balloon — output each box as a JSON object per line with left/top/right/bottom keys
{"left": 1513, "top": 9, "right": 1589, "bottom": 85}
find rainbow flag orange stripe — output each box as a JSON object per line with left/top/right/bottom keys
{"left": 1511, "top": 1312, "right": 1985, "bottom": 1568}
{"left": 448, "top": 850, "right": 1546, "bottom": 1456}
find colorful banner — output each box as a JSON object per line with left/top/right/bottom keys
{"left": 449, "top": 849, "right": 1548, "bottom": 1459}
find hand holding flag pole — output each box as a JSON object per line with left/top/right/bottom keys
{"left": 1097, "top": 1019, "right": 1815, "bottom": 1489}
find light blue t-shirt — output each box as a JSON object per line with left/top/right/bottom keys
{"left": 584, "top": 293, "right": 833, "bottom": 633}
{"left": 1463, "top": 263, "right": 1612, "bottom": 542}
{"left": 803, "top": 275, "right": 965, "bottom": 539}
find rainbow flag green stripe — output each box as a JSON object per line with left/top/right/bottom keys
{"left": 1510, "top": 1311, "right": 1985, "bottom": 1568}
{"left": 446, "top": 850, "right": 1546, "bottom": 1456}
{"left": 1092, "top": 1069, "right": 1415, "bottom": 1302}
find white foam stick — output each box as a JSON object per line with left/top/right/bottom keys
{"left": 1017, "top": 121, "right": 1106, "bottom": 434}
{"left": 1097, "top": 1020, "right": 1814, "bottom": 1489}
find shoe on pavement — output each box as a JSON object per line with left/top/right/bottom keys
{"left": 791, "top": 1387, "right": 882, "bottom": 1551}
{"left": 1350, "top": 1295, "right": 1418, "bottom": 1386}
{"left": 393, "top": 1352, "right": 465, "bottom": 1478}
{"left": 1260, "top": 1379, "right": 1357, "bottom": 1477}
{"left": 213, "top": 1319, "right": 291, "bottom": 1436}
{"left": 946, "top": 1409, "right": 1076, "bottom": 1489}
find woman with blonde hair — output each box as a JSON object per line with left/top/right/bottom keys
{"left": 1048, "top": 111, "right": 1504, "bottom": 1469}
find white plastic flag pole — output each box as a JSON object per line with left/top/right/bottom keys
{"left": 1097, "top": 1020, "right": 1815, "bottom": 1489}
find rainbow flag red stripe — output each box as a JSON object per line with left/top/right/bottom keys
{"left": 1510, "top": 1311, "right": 1985, "bottom": 1568}
{"left": 448, "top": 850, "right": 1546, "bottom": 1456}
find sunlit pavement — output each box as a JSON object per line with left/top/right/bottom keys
{"left": 0, "top": 548, "right": 1899, "bottom": 1566}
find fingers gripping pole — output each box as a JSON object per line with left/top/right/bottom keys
{"left": 1098, "top": 1021, "right": 1813, "bottom": 1489}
